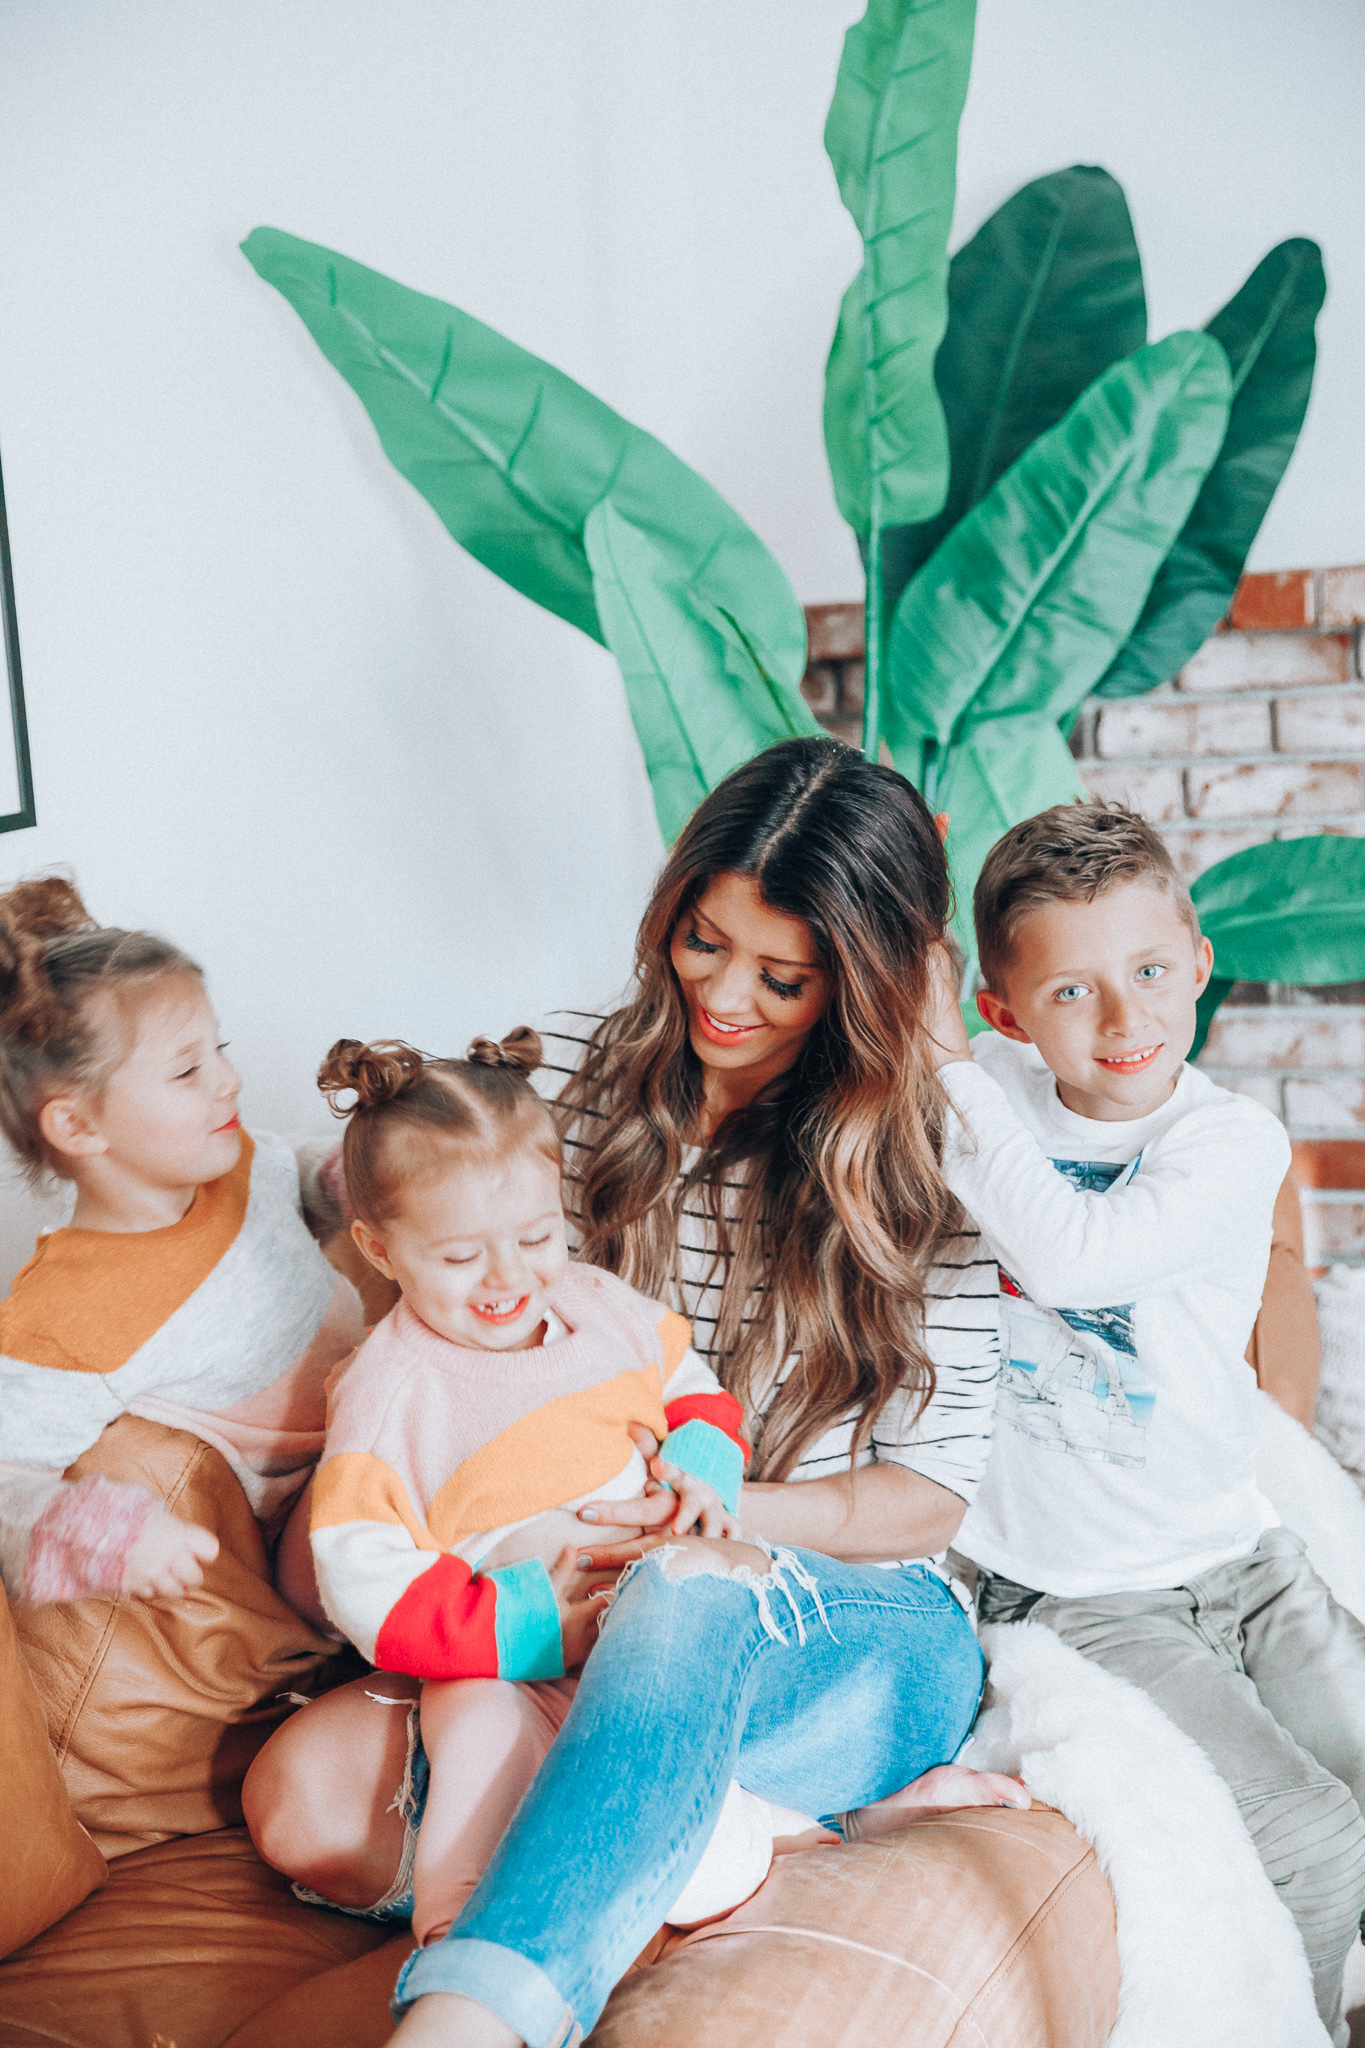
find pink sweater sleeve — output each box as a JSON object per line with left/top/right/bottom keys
{"left": 22, "top": 1473, "right": 159, "bottom": 1603}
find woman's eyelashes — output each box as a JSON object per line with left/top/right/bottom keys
{"left": 681, "top": 924, "right": 806, "bottom": 1000}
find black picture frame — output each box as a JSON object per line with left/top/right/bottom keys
{"left": 0, "top": 439, "right": 35, "bottom": 835}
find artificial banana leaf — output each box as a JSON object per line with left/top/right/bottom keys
{"left": 1188, "top": 832, "right": 1365, "bottom": 1056}
{"left": 242, "top": 226, "right": 808, "bottom": 690}
{"left": 878, "top": 164, "right": 1147, "bottom": 616}
{"left": 1096, "top": 238, "right": 1325, "bottom": 700}
{"left": 584, "top": 502, "right": 822, "bottom": 845}
{"left": 1191, "top": 835, "right": 1365, "bottom": 986}
{"left": 822, "top": 0, "right": 977, "bottom": 537}
{"left": 884, "top": 331, "right": 1232, "bottom": 779}
{"left": 936, "top": 718, "right": 1086, "bottom": 975}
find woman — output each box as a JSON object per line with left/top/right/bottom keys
{"left": 247, "top": 737, "right": 1009, "bottom": 2048}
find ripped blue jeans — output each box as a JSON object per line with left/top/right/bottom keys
{"left": 393, "top": 1542, "right": 985, "bottom": 2046}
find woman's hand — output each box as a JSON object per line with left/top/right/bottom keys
{"left": 121, "top": 1510, "right": 219, "bottom": 1600}
{"left": 925, "top": 940, "right": 972, "bottom": 1069}
{"left": 546, "top": 1546, "right": 617, "bottom": 1674}
{"left": 579, "top": 1456, "right": 740, "bottom": 1542}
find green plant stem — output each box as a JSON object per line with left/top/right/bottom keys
{"left": 863, "top": 518, "right": 882, "bottom": 758}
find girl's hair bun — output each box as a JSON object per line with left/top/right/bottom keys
{"left": 466, "top": 1026, "right": 542, "bottom": 1077}
{"left": 318, "top": 1038, "right": 426, "bottom": 1114}
{"left": 0, "top": 876, "right": 95, "bottom": 943}
{"left": 0, "top": 877, "right": 96, "bottom": 1046}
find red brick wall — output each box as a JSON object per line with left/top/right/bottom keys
{"left": 802, "top": 566, "right": 1365, "bottom": 1266}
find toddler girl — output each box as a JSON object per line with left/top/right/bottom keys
{"left": 0, "top": 876, "right": 364, "bottom": 1606}
{"left": 288, "top": 1030, "right": 1024, "bottom": 1944}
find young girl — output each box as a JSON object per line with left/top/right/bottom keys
{"left": 0, "top": 876, "right": 364, "bottom": 1607}
{"left": 282, "top": 1028, "right": 1023, "bottom": 1950}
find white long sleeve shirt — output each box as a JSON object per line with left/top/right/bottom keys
{"left": 943, "top": 1032, "right": 1290, "bottom": 1597}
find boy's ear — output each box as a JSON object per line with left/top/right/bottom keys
{"left": 351, "top": 1217, "right": 398, "bottom": 1281}
{"left": 975, "top": 987, "right": 1034, "bottom": 1044}
{"left": 38, "top": 1095, "right": 107, "bottom": 1163}
{"left": 1194, "top": 934, "right": 1215, "bottom": 996}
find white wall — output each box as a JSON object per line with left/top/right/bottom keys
{"left": 0, "top": 0, "right": 1359, "bottom": 1276}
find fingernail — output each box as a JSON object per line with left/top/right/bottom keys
{"left": 580, "top": 1510, "right": 597, "bottom": 1522}
{"left": 576, "top": 1554, "right": 593, "bottom": 1569}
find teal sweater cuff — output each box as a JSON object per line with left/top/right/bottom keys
{"left": 487, "top": 1557, "right": 564, "bottom": 1680}
{"left": 660, "top": 1419, "right": 744, "bottom": 1513}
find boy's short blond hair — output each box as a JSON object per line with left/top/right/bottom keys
{"left": 974, "top": 800, "right": 1200, "bottom": 993}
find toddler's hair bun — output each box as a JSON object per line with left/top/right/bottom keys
{"left": 318, "top": 1038, "right": 426, "bottom": 1114}
{"left": 0, "top": 876, "right": 95, "bottom": 943}
{"left": 466, "top": 1026, "right": 542, "bottom": 1077}
{"left": 0, "top": 876, "right": 97, "bottom": 1045}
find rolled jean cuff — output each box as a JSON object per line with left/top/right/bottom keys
{"left": 393, "top": 1935, "right": 582, "bottom": 2048}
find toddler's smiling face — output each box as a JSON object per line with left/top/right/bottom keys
{"left": 353, "top": 1147, "right": 569, "bottom": 1352}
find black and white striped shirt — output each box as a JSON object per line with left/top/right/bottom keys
{"left": 533, "top": 1014, "right": 999, "bottom": 1519}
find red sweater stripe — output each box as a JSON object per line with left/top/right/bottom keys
{"left": 664, "top": 1390, "right": 750, "bottom": 1461}
{"left": 373, "top": 1552, "right": 502, "bottom": 1680}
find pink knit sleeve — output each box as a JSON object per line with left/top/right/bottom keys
{"left": 23, "top": 1474, "right": 160, "bottom": 1603}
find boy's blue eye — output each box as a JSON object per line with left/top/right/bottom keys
{"left": 1054, "top": 985, "right": 1088, "bottom": 1004}
{"left": 1135, "top": 964, "right": 1166, "bottom": 982}
{"left": 760, "top": 969, "right": 805, "bottom": 1001}
{"left": 683, "top": 929, "right": 720, "bottom": 956}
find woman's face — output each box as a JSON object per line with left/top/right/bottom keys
{"left": 670, "top": 873, "right": 828, "bottom": 1091}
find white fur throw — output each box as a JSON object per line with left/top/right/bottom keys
{"left": 970, "top": 1619, "right": 1330, "bottom": 2047}
{"left": 963, "top": 1386, "right": 1365, "bottom": 2048}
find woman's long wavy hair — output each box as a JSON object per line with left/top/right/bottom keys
{"left": 559, "top": 736, "right": 958, "bottom": 1481}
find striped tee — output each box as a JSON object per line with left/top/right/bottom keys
{"left": 532, "top": 1014, "right": 999, "bottom": 1535}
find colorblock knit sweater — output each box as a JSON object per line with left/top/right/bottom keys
{"left": 310, "top": 1263, "right": 748, "bottom": 1682}
{"left": 0, "top": 1131, "right": 364, "bottom": 1603}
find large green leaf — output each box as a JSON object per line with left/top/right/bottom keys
{"left": 1188, "top": 834, "right": 1365, "bottom": 1058}
{"left": 878, "top": 164, "right": 1147, "bottom": 616}
{"left": 584, "top": 502, "right": 822, "bottom": 845}
{"left": 822, "top": 0, "right": 977, "bottom": 537}
{"left": 883, "top": 331, "right": 1231, "bottom": 780}
{"left": 938, "top": 720, "right": 1086, "bottom": 967}
{"left": 1190, "top": 835, "right": 1365, "bottom": 986}
{"left": 242, "top": 226, "right": 807, "bottom": 689}
{"left": 1095, "top": 239, "right": 1324, "bottom": 700}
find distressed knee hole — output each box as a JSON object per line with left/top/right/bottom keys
{"left": 614, "top": 1540, "right": 839, "bottom": 1647}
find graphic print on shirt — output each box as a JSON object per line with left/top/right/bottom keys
{"left": 996, "top": 1156, "right": 1155, "bottom": 1469}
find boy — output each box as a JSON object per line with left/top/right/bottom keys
{"left": 932, "top": 800, "right": 1365, "bottom": 2045}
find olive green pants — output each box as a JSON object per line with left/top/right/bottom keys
{"left": 977, "top": 1528, "right": 1365, "bottom": 2046}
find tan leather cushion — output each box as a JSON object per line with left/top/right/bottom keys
{"left": 1246, "top": 1170, "right": 1321, "bottom": 1432}
{"left": 224, "top": 1807, "right": 1118, "bottom": 2048}
{"left": 15, "top": 1415, "right": 355, "bottom": 1860}
{"left": 0, "top": 1828, "right": 390, "bottom": 2048}
{"left": 591, "top": 1806, "right": 1118, "bottom": 2047}
{"left": 0, "top": 1578, "right": 105, "bottom": 1961}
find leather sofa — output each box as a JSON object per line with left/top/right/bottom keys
{"left": 0, "top": 1185, "right": 1318, "bottom": 2047}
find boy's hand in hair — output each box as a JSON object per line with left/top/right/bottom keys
{"left": 121, "top": 1510, "right": 219, "bottom": 1601}
{"left": 926, "top": 941, "right": 972, "bottom": 1070}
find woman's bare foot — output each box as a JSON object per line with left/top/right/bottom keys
{"left": 845, "top": 1765, "right": 1030, "bottom": 1844}
{"left": 389, "top": 1991, "right": 521, "bottom": 2047}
